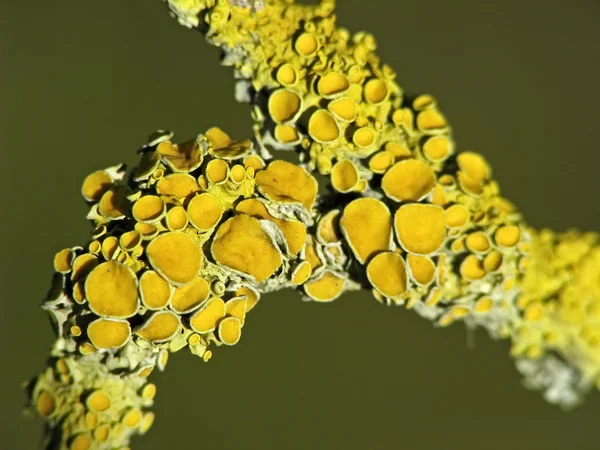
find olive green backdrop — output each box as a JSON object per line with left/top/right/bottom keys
{"left": 2, "top": 1, "right": 599, "bottom": 449}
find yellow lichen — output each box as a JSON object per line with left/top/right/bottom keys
{"left": 123, "top": 408, "right": 143, "bottom": 429}
{"left": 225, "top": 297, "right": 247, "bottom": 325}
{"left": 445, "top": 204, "right": 470, "bottom": 229}
{"left": 244, "top": 155, "right": 266, "bottom": 171}
{"left": 170, "top": 277, "right": 210, "bottom": 313}
{"left": 416, "top": 109, "right": 447, "bottom": 133}
{"left": 187, "top": 193, "right": 223, "bottom": 232}
{"left": 146, "top": 231, "right": 203, "bottom": 286}
{"left": 139, "top": 270, "right": 172, "bottom": 310}
{"left": 53, "top": 248, "right": 75, "bottom": 274}
{"left": 474, "top": 297, "right": 493, "bottom": 313}
{"left": 139, "top": 412, "right": 155, "bottom": 435}
{"left": 229, "top": 164, "right": 247, "bottom": 183}
{"left": 385, "top": 142, "right": 411, "bottom": 159}
{"left": 156, "top": 139, "right": 203, "bottom": 173}
{"left": 98, "top": 188, "right": 129, "bottom": 220}
{"left": 460, "top": 255, "right": 486, "bottom": 281}
{"left": 36, "top": 391, "right": 55, "bottom": 417}
{"left": 340, "top": 198, "right": 391, "bottom": 264}
{"left": 316, "top": 210, "right": 340, "bottom": 244}
{"left": 205, "top": 127, "right": 232, "bottom": 150}
{"left": 86, "top": 390, "right": 111, "bottom": 412}
{"left": 457, "top": 152, "right": 490, "bottom": 183}
{"left": 85, "top": 261, "right": 139, "bottom": 318}
{"left": 276, "top": 64, "right": 297, "bottom": 86}
{"left": 70, "top": 433, "right": 93, "bottom": 450}
{"left": 368, "top": 150, "right": 394, "bottom": 174}
{"left": 81, "top": 170, "right": 112, "bottom": 202}
{"left": 367, "top": 252, "right": 408, "bottom": 298}
{"left": 484, "top": 250, "right": 503, "bottom": 272}
{"left": 364, "top": 79, "right": 388, "bottom": 104}
{"left": 71, "top": 253, "right": 98, "bottom": 282}
{"left": 94, "top": 424, "right": 110, "bottom": 442}
{"left": 235, "top": 285, "right": 260, "bottom": 312}
{"left": 331, "top": 159, "right": 359, "bottom": 193}
{"left": 121, "top": 234, "right": 141, "bottom": 256}
{"left": 205, "top": 159, "right": 229, "bottom": 184}
{"left": 292, "top": 261, "right": 312, "bottom": 285}
{"left": 294, "top": 32, "right": 318, "bottom": 56}
{"left": 136, "top": 311, "right": 182, "bottom": 343}
{"left": 255, "top": 160, "right": 317, "bottom": 209}
{"left": 328, "top": 97, "right": 356, "bottom": 122}
{"left": 274, "top": 124, "right": 300, "bottom": 145}
{"left": 218, "top": 316, "right": 242, "bottom": 345}
{"left": 352, "top": 127, "right": 375, "bottom": 148}
{"left": 211, "top": 215, "right": 282, "bottom": 282}
{"left": 165, "top": 205, "right": 189, "bottom": 231}
{"left": 28, "top": 4, "right": 600, "bottom": 448}
{"left": 304, "top": 235, "right": 322, "bottom": 271}
{"left": 317, "top": 72, "right": 350, "bottom": 98}
{"left": 190, "top": 297, "right": 226, "bottom": 333}
{"left": 142, "top": 383, "right": 156, "bottom": 400}
{"left": 381, "top": 159, "right": 435, "bottom": 202}
{"left": 100, "top": 237, "right": 119, "bottom": 260}
{"left": 132, "top": 195, "right": 165, "bottom": 223}
{"left": 394, "top": 204, "right": 446, "bottom": 255}
{"left": 304, "top": 271, "right": 345, "bottom": 302}
{"left": 86, "top": 318, "right": 131, "bottom": 349}
{"left": 269, "top": 89, "right": 302, "bottom": 124}
{"left": 407, "top": 254, "right": 435, "bottom": 286}
{"left": 495, "top": 225, "right": 521, "bottom": 248}
{"left": 235, "top": 199, "right": 307, "bottom": 255}
{"left": 156, "top": 173, "right": 200, "bottom": 199}
{"left": 423, "top": 136, "right": 452, "bottom": 162}
{"left": 308, "top": 109, "right": 340, "bottom": 143}
{"left": 413, "top": 95, "right": 436, "bottom": 110}
{"left": 465, "top": 231, "right": 491, "bottom": 253}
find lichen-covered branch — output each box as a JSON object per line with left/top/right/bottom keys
{"left": 25, "top": 0, "right": 600, "bottom": 448}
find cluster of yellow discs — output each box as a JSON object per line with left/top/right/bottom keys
{"left": 165, "top": 0, "right": 531, "bottom": 324}
{"left": 28, "top": 128, "right": 328, "bottom": 449}
{"left": 167, "top": 0, "right": 600, "bottom": 406}
{"left": 26, "top": 1, "right": 600, "bottom": 449}
{"left": 30, "top": 356, "right": 155, "bottom": 450}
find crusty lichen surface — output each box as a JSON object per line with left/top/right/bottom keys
{"left": 25, "top": 0, "right": 600, "bottom": 448}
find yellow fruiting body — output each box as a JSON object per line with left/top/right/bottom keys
{"left": 170, "top": 277, "right": 211, "bottom": 313}
{"left": 339, "top": 198, "right": 392, "bottom": 264}
{"left": 136, "top": 311, "right": 182, "bottom": 342}
{"left": 304, "top": 271, "right": 346, "bottom": 302}
{"left": 146, "top": 231, "right": 203, "bottom": 285}
{"left": 211, "top": 214, "right": 283, "bottom": 282}
{"left": 139, "top": 270, "right": 172, "bottom": 310}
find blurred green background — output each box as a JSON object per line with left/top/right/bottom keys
{"left": 2, "top": 0, "right": 599, "bottom": 449}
